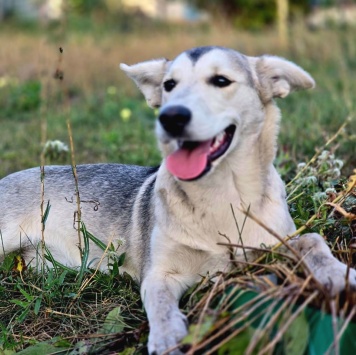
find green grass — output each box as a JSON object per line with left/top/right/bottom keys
{"left": 0, "top": 20, "right": 356, "bottom": 354}
{"left": 0, "top": 25, "right": 355, "bottom": 177}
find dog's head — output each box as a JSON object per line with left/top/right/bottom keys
{"left": 121, "top": 46, "right": 314, "bottom": 181}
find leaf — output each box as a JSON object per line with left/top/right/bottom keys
{"left": 58, "top": 270, "right": 68, "bottom": 285}
{"left": 118, "top": 348, "right": 136, "bottom": 355}
{"left": 218, "top": 327, "right": 253, "bottom": 355}
{"left": 18, "top": 286, "right": 33, "bottom": 302}
{"left": 283, "top": 311, "right": 309, "bottom": 355}
{"left": 10, "top": 299, "right": 29, "bottom": 308}
{"left": 346, "top": 169, "right": 356, "bottom": 193}
{"left": 34, "top": 297, "right": 42, "bottom": 316}
{"left": 84, "top": 228, "right": 107, "bottom": 251}
{"left": 102, "top": 307, "right": 125, "bottom": 334}
{"left": 17, "top": 308, "right": 30, "bottom": 323}
{"left": 117, "top": 252, "right": 126, "bottom": 267}
{"left": 52, "top": 338, "right": 72, "bottom": 348}
{"left": 0, "top": 349, "right": 16, "bottom": 355}
{"left": 183, "top": 316, "right": 214, "bottom": 344}
{"left": 13, "top": 255, "right": 26, "bottom": 273}
{"left": 16, "top": 342, "right": 69, "bottom": 355}
{"left": 41, "top": 201, "right": 51, "bottom": 227}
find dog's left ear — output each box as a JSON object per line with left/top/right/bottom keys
{"left": 253, "top": 56, "right": 315, "bottom": 100}
{"left": 120, "top": 59, "right": 168, "bottom": 108}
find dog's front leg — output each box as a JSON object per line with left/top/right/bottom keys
{"left": 141, "top": 268, "right": 190, "bottom": 355}
{"left": 291, "top": 233, "right": 356, "bottom": 295}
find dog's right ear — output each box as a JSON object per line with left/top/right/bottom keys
{"left": 250, "top": 55, "right": 315, "bottom": 102}
{"left": 120, "top": 59, "right": 168, "bottom": 108}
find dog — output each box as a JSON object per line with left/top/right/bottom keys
{"left": 1, "top": 46, "right": 355, "bottom": 354}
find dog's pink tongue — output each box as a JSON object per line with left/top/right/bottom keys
{"left": 166, "top": 140, "right": 212, "bottom": 180}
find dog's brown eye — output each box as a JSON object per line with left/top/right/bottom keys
{"left": 209, "top": 75, "right": 232, "bottom": 88}
{"left": 163, "top": 79, "right": 176, "bottom": 92}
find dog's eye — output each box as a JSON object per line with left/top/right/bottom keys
{"left": 163, "top": 79, "right": 177, "bottom": 92}
{"left": 209, "top": 75, "right": 232, "bottom": 88}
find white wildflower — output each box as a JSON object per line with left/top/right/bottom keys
{"left": 331, "top": 168, "right": 341, "bottom": 179}
{"left": 313, "top": 191, "right": 327, "bottom": 201}
{"left": 325, "top": 187, "right": 336, "bottom": 195}
{"left": 297, "top": 162, "right": 306, "bottom": 171}
{"left": 43, "top": 140, "right": 69, "bottom": 161}
{"left": 318, "top": 150, "right": 329, "bottom": 161}
{"left": 304, "top": 176, "right": 318, "bottom": 185}
{"left": 334, "top": 159, "right": 344, "bottom": 169}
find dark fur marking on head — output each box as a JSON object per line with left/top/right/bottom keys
{"left": 186, "top": 46, "right": 254, "bottom": 88}
{"left": 186, "top": 46, "right": 215, "bottom": 64}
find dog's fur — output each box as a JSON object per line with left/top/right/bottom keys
{"left": 1, "top": 46, "right": 355, "bottom": 354}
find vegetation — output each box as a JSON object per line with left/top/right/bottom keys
{"left": 0, "top": 15, "right": 355, "bottom": 354}
{"left": 190, "top": 0, "right": 310, "bottom": 29}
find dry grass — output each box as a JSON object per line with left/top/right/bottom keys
{"left": 0, "top": 23, "right": 354, "bottom": 95}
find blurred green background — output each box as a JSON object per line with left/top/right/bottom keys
{"left": 0, "top": 0, "right": 355, "bottom": 179}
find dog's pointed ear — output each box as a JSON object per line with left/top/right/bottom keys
{"left": 120, "top": 59, "right": 168, "bottom": 108}
{"left": 252, "top": 56, "right": 315, "bottom": 100}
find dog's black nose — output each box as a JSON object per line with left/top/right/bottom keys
{"left": 159, "top": 106, "right": 191, "bottom": 137}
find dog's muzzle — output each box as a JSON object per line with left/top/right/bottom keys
{"left": 158, "top": 105, "right": 236, "bottom": 181}
{"left": 164, "top": 124, "right": 236, "bottom": 182}
{"left": 159, "top": 105, "right": 191, "bottom": 138}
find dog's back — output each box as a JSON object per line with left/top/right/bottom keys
{"left": 0, "top": 163, "right": 158, "bottom": 277}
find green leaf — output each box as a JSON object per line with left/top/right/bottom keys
{"left": 117, "top": 252, "right": 126, "bottom": 267}
{"left": 17, "top": 308, "right": 30, "bottom": 323}
{"left": 102, "top": 307, "right": 125, "bottom": 334}
{"left": 58, "top": 270, "right": 68, "bottom": 285}
{"left": 283, "top": 311, "right": 309, "bottom": 355}
{"left": 84, "top": 228, "right": 107, "bottom": 251}
{"left": 16, "top": 342, "right": 69, "bottom": 355}
{"left": 41, "top": 201, "right": 51, "bottom": 227}
{"left": 183, "top": 316, "right": 214, "bottom": 345}
{"left": 34, "top": 297, "right": 42, "bottom": 316}
{"left": 17, "top": 286, "right": 33, "bottom": 302}
{"left": 118, "top": 348, "right": 136, "bottom": 355}
{"left": 52, "top": 338, "right": 72, "bottom": 348}
{"left": 10, "top": 299, "right": 29, "bottom": 308}
{"left": 218, "top": 327, "right": 253, "bottom": 355}
{"left": 0, "top": 349, "right": 16, "bottom": 355}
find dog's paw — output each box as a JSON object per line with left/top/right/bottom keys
{"left": 148, "top": 309, "right": 188, "bottom": 355}
{"left": 293, "top": 233, "right": 356, "bottom": 296}
{"left": 312, "top": 259, "right": 356, "bottom": 296}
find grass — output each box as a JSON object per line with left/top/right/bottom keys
{"left": 0, "top": 22, "right": 355, "bottom": 177}
{"left": 0, "top": 18, "right": 356, "bottom": 354}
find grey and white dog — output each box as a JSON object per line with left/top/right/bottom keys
{"left": 1, "top": 46, "right": 355, "bottom": 354}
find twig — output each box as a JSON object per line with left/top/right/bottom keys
{"left": 329, "top": 299, "right": 340, "bottom": 355}
{"left": 231, "top": 204, "right": 248, "bottom": 262}
{"left": 259, "top": 291, "right": 318, "bottom": 354}
{"left": 325, "top": 306, "right": 356, "bottom": 355}
{"left": 55, "top": 46, "right": 82, "bottom": 255}
{"left": 217, "top": 242, "right": 296, "bottom": 261}
{"left": 238, "top": 207, "right": 302, "bottom": 263}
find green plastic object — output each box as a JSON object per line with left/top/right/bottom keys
{"left": 229, "top": 289, "right": 356, "bottom": 354}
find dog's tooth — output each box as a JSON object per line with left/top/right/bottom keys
{"left": 210, "top": 131, "right": 226, "bottom": 152}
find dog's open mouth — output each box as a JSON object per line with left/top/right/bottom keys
{"left": 166, "top": 125, "right": 236, "bottom": 181}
